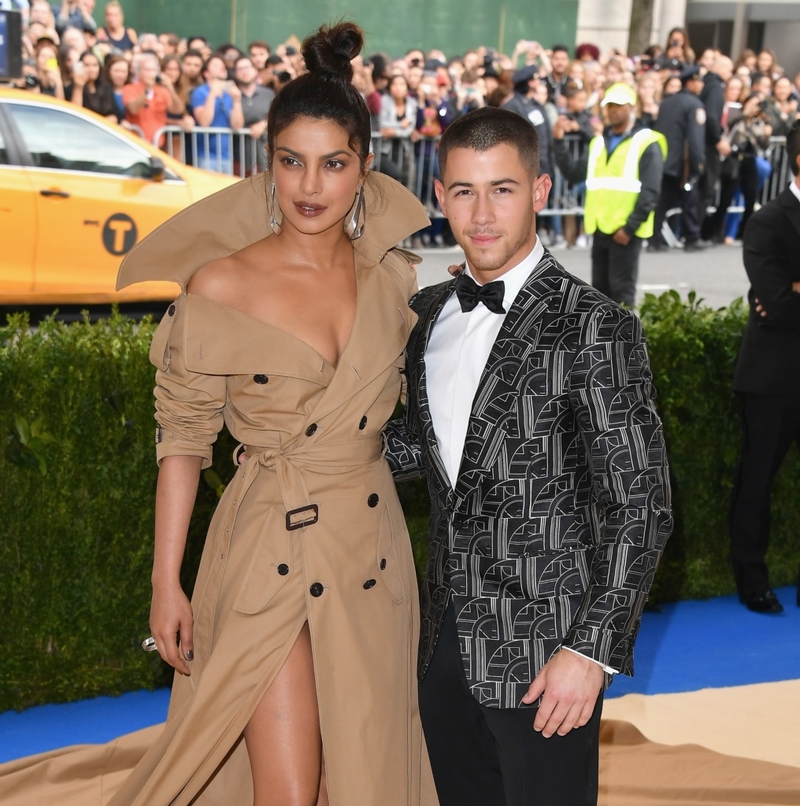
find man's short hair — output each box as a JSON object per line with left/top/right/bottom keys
{"left": 183, "top": 49, "right": 203, "bottom": 61}
{"left": 249, "top": 40, "right": 270, "bottom": 52}
{"left": 187, "top": 36, "right": 207, "bottom": 47}
{"left": 438, "top": 107, "right": 540, "bottom": 180}
{"left": 787, "top": 120, "right": 800, "bottom": 177}
{"left": 552, "top": 44, "right": 570, "bottom": 56}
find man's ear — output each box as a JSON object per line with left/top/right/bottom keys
{"left": 434, "top": 178, "right": 447, "bottom": 216}
{"left": 532, "top": 173, "right": 552, "bottom": 214}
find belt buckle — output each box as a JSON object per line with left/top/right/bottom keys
{"left": 286, "top": 504, "right": 319, "bottom": 531}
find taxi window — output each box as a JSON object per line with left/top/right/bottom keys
{"left": 0, "top": 128, "right": 7, "bottom": 164}
{"left": 6, "top": 103, "right": 153, "bottom": 177}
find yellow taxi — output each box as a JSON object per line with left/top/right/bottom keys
{"left": 0, "top": 88, "right": 238, "bottom": 305}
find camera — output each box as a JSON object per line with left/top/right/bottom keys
{"left": 285, "top": 45, "right": 297, "bottom": 56}
{"left": 0, "top": 10, "right": 23, "bottom": 81}
{"left": 362, "top": 57, "right": 371, "bottom": 68}
{"left": 669, "top": 39, "right": 680, "bottom": 48}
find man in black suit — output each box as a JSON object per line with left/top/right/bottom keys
{"left": 385, "top": 108, "right": 672, "bottom": 806}
{"left": 730, "top": 120, "right": 800, "bottom": 613}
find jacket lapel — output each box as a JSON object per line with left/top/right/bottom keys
{"left": 451, "top": 251, "right": 561, "bottom": 506}
{"left": 780, "top": 186, "right": 800, "bottom": 242}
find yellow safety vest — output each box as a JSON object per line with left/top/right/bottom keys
{"left": 583, "top": 129, "right": 668, "bottom": 239}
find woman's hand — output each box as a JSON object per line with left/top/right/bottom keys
{"left": 150, "top": 581, "right": 194, "bottom": 675}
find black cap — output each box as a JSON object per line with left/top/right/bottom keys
{"left": 424, "top": 58, "right": 446, "bottom": 72}
{"left": 512, "top": 64, "right": 539, "bottom": 86}
{"left": 483, "top": 64, "right": 501, "bottom": 79}
{"left": 680, "top": 64, "right": 702, "bottom": 83}
{"left": 657, "top": 56, "right": 683, "bottom": 72}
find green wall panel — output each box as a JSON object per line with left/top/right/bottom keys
{"left": 116, "top": 1, "right": 577, "bottom": 59}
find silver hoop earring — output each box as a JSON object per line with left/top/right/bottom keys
{"left": 269, "top": 180, "right": 283, "bottom": 236}
{"left": 344, "top": 184, "right": 366, "bottom": 240}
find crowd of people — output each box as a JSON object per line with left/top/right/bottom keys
{"left": 10, "top": 1, "right": 800, "bottom": 247}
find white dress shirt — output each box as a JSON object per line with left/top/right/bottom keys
{"left": 424, "top": 237, "right": 616, "bottom": 675}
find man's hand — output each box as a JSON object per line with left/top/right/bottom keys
{"left": 552, "top": 114, "right": 568, "bottom": 140}
{"left": 249, "top": 119, "right": 267, "bottom": 139}
{"left": 613, "top": 228, "right": 631, "bottom": 245}
{"left": 716, "top": 139, "right": 732, "bottom": 157}
{"left": 227, "top": 82, "right": 242, "bottom": 102}
{"left": 521, "top": 649, "right": 604, "bottom": 738}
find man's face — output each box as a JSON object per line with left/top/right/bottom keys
{"left": 250, "top": 45, "right": 269, "bottom": 70}
{"left": 204, "top": 57, "right": 228, "bottom": 83}
{"left": 234, "top": 58, "right": 257, "bottom": 86}
{"left": 435, "top": 143, "right": 551, "bottom": 279}
{"left": 182, "top": 55, "right": 202, "bottom": 80}
{"left": 687, "top": 77, "right": 703, "bottom": 95}
{"left": 551, "top": 50, "right": 569, "bottom": 75}
{"left": 407, "top": 66, "right": 423, "bottom": 91}
{"left": 605, "top": 102, "right": 631, "bottom": 128}
{"left": 139, "top": 55, "right": 159, "bottom": 85}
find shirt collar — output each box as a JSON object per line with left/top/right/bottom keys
{"left": 464, "top": 236, "right": 545, "bottom": 309}
{"left": 790, "top": 177, "right": 800, "bottom": 205}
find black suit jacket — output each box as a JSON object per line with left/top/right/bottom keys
{"left": 386, "top": 251, "right": 672, "bottom": 708}
{"left": 734, "top": 186, "right": 800, "bottom": 396}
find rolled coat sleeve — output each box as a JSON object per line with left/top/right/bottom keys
{"left": 150, "top": 297, "right": 227, "bottom": 468}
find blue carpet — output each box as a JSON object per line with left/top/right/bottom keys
{"left": 1, "top": 586, "right": 798, "bottom": 763}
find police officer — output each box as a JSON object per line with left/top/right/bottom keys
{"left": 650, "top": 64, "right": 708, "bottom": 252}
{"left": 502, "top": 64, "right": 554, "bottom": 178}
{"left": 553, "top": 83, "right": 666, "bottom": 307}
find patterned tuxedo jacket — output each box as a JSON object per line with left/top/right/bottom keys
{"left": 385, "top": 250, "right": 673, "bottom": 709}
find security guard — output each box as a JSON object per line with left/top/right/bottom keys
{"left": 502, "top": 64, "right": 554, "bottom": 178}
{"left": 553, "top": 82, "right": 666, "bottom": 307}
{"left": 650, "top": 64, "right": 708, "bottom": 252}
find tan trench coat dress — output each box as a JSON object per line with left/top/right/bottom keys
{"left": 0, "top": 171, "right": 438, "bottom": 806}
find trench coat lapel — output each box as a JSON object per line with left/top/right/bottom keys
{"left": 451, "top": 251, "right": 559, "bottom": 507}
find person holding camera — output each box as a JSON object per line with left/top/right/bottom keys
{"left": 123, "top": 51, "right": 184, "bottom": 145}
{"left": 53, "top": 0, "right": 96, "bottom": 37}
{"left": 378, "top": 73, "right": 418, "bottom": 183}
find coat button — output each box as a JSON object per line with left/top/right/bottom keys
{"left": 367, "top": 493, "right": 379, "bottom": 508}
{"left": 359, "top": 415, "right": 368, "bottom": 430}
{"left": 306, "top": 423, "right": 318, "bottom": 437}
{"left": 167, "top": 304, "right": 176, "bottom": 316}
{"left": 309, "top": 582, "right": 324, "bottom": 597}
{"left": 254, "top": 374, "right": 269, "bottom": 384}
{"left": 277, "top": 563, "right": 289, "bottom": 575}
{"left": 380, "top": 558, "right": 387, "bottom": 570}
{"left": 363, "top": 579, "right": 377, "bottom": 589}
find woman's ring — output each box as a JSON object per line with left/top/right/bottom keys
{"left": 142, "top": 636, "right": 158, "bottom": 652}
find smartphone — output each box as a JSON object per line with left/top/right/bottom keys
{"left": 46, "top": 57, "right": 59, "bottom": 71}
{"left": 223, "top": 80, "right": 235, "bottom": 92}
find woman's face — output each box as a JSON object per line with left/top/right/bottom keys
{"left": 389, "top": 76, "right": 408, "bottom": 100}
{"left": 725, "top": 78, "right": 743, "bottom": 102}
{"left": 30, "top": 1, "right": 51, "bottom": 25}
{"left": 108, "top": 59, "right": 128, "bottom": 87}
{"left": 756, "top": 51, "right": 772, "bottom": 73}
{"left": 163, "top": 59, "right": 181, "bottom": 85}
{"left": 271, "top": 117, "right": 371, "bottom": 238}
{"left": 744, "top": 94, "right": 763, "bottom": 117}
{"left": 82, "top": 54, "right": 100, "bottom": 81}
{"left": 663, "top": 77, "right": 681, "bottom": 96}
{"left": 568, "top": 61, "right": 584, "bottom": 81}
{"left": 105, "top": 5, "right": 122, "bottom": 28}
{"left": 638, "top": 78, "right": 655, "bottom": 100}
{"left": 735, "top": 65, "right": 751, "bottom": 86}
{"left": 36, "top": 46, "right": 55, "bottom": 71}
{"left": 754, "top": 75, "right": 772, "bottom": 96}
{"left": 773, "top": 77, "right": 792, "bottom": 102}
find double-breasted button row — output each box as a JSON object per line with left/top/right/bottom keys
{"left": 167, "top": 304, "right": 176, "bottom": 317}
{"left": 363, "top": 579, "right": 376, "bottom": 589}
{"left": 253, "top": 374, "right": 269, "bottom": 384}
{"left": 368, "top": 493, "right": 379, "bottom": 508}
{"left": 277, "top": 563, "right": 289, "bottom": 575}
{"left": 309, "top": 582, "right": 324, "bottom": 597}
{"left": 359, "top": 415, "right": 368, "bottom": 430}
{"left": 306, "top": 423, "right": 318, "bottom": 437}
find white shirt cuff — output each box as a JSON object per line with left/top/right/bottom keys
{"left": 562, "top": 646, "right": 618, "bottom": 675}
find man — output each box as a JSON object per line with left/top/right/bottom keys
{"left": 385, "top": 107, "right": 672, "bottom": 806}
{"left": 651, "top": 64, "right": 707, "bottom": 252}
{"left": 248, "top": 39, "right": 270, "bottom": 83}
{"left": 553, "top": 82, "right": 666, "bottom": 308}
{"left": 501, "top": 64, "right": 554, "bottom": 178}
{"left": 190, "top": 54, "right": 244, "bottom": 173}
{"left": 700, "top": 56, "right": 733, "bottom": 239}
{"left": 730, "top": 121, "right": 800, "bottom": 614}
{"left": 53, "top": 0, "right": 95, "bottom": 36}
{"left": 123, "top": 51, "right": 183, "bottom": 145}
{"left": 232, "top": 54, "right": 274, "bottom": 175}
{"left": 544, "top": 43, "right": 570, "bottom": 105}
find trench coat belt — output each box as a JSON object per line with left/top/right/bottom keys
{"left": 237, "top": 435, "right": 384, "bottom": 530}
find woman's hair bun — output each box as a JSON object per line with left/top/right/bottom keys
{"left": 302, "top": 21, "right": 364, "bottom": 82}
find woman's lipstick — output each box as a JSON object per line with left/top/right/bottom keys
{"left": 294, "top": 201, "right": 326, "bottom": 217}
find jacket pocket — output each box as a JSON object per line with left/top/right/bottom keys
{"left": 377, "top": 508, "right": 407, "bottom": 605}
{"left": 233, "top": 508, "right": 292, "bottom": 614}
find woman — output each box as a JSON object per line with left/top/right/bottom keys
{"left": 636, "top": 73, "right": 660, "bottom": 127}
{"left": 756, "top": 48, "right": 780, "bottom": 82}
{"left": 70, "top": 50, "right": 117, "bottom": 121}
{"left": 96, "top": 0, "right": 138, "bottom": 53}
{"left": 160, "top": 54, "right": 194, "bottom": 161}
{"left": 111, "top": 21, "right": 435, "bottom": 806}
{"left": 378, "top": 73, "right": 418, "bottom": 183}
{"left": 104, "top": 53, "right": 129, "bottom": 123}
{"left": 567, "top": 59, "right": 585, "bottom": 88}
{"left": 663, "top": 26, "right": 695, "bottom": 65}
{"left": 765, "top": 75, "right": 799, "bottom": 136}
{"left": 735, "top": 48, "right": 757, "bottom": 75}
{"left": 34, "top": 41, "right": 64, "bottom": 99}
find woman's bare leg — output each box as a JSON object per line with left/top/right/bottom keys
{"left": 244, "top": 623, "right": 323, "bottom": 806}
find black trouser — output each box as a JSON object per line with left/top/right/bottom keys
{"left": 652, "top": 173, "right": 702, "bottom": 246}
{"left": 419, "top": 602, "right": 603, "bottom": 806}
{"left": 706, "top": 155, "right": 759, "bottom": 242}
{"left": 700, "top": 144, "right": 720, "bottom": 220}
{"left": 591, "top": 230, "right": 642, "bottom": 308}
{"left": 730, "top": 392, "right": 800, "bottom": 599}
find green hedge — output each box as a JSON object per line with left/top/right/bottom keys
{"left": 1, "top": 294, "right": 798, "bottom": 711}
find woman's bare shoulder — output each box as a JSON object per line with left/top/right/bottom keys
{"left": 187, "top": 238, "right": 274, "bottom": 303}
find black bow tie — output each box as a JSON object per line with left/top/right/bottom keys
{"left": 454, "top": 272, "right": 506, "bottom": 315}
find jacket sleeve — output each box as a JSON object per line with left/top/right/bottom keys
{"left": 384, "top": 417, "right": 425, "bottom": 481}
{"left": 623, "top": 141, "right": 664, "bottom": 237}
{"left": 553, "top": 136, "right": 589, "bottom": 184}
{"left": 150, "top": 297, "right": 227, "bottom": 468}
{"left": 562, "top": 307, "right": 673, "bottom": 673}
{"left": 704, "top": 82, "right": 723, "bottom": 145}
{"left": 688, "top": 103, "right": 706, "bottom": 178}
{"left": 743, "top": 207, "right": 800, "bottom": 327}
